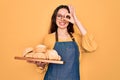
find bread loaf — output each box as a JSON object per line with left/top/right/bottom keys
{"left": 23, "top": 47, "right": 34, "bottom": 57}
{"left": 23, "top": 45, "right": 61, "bottom": 61}
{"left": 34, "top": 44, "right": 47, "bottom": 53}
{"left": 33, "top": 53, "right": 46, "bottom": 59}
{"left": 46, "top": 50, "right": 61, "bottom": 60}
{"left": 25, "top": 52, "right": 34, "bottom": 57}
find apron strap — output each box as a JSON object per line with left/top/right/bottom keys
{"left": 55, "top": 31, "right": 58, "bottom": 42}
{"left": 69, "top": 32, "right": 75, "bottom": 42}
{"left": 55, "top": 31, "right": 75, "bottom": 42}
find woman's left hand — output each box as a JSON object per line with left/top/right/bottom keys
{"left": 67, "top": 5, "right": 87, "bottom": 35}
{"left": 64, "top": 5, "right": 78, "bottom": 24}
{"left": 64, "top": 13, "right": 75, "bottom": 24}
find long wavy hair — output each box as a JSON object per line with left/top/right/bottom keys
{"left": 49, "top": 5, "right": 74, "bottom": 33}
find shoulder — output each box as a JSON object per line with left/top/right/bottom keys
{"left": 43, "top": 32, "right": 56, "bottom": 49}
{"left": 44, "top": 32, "right": 55, "bottom": 39}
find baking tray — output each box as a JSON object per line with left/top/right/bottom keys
{"left": 14, "top": 56, "right": 64, "bottom": 64}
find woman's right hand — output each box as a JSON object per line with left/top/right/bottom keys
{"left": 27, "top": 60, "right": 47, "bottom": 69}
{"left": 35, "top": 61, "right": 47, "bottom": 68}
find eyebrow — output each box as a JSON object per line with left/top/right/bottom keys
{"left": 57, "top": 13, "right": 62, "bottom": 15}
{"left": 57, "top": 13, "right": 65, "bottom": 16}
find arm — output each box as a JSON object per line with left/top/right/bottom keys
{"left": 67, "top": 5, "right": 97, "bottom": 52}
{"left": 69, "top": 5, "right": 87, "bottom": 35}
{"left": 65, "top": 5, "right": 87, "bottom": 35}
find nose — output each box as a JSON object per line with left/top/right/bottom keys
{"left": 57, "top": 14, "right": 66, "bottom": 21}
{"left": 60, "top": 16, "right": 66, "bottom": 21}
{"left": 61, "top": 17, "right": 65, "bottom": 20}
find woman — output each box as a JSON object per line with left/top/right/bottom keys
{"left": 35, "top": 5, "right": 97, "bottom": 80}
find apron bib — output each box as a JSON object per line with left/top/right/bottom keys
{"left": 44, "top": 32, "right": 80, "bottom": 80}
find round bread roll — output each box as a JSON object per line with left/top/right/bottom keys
{"left": 46, "top": 50, "right": 61, "bottom": 60}
{"left": 23, "top": 47, "right": 34, "bottom": 57}
{"left": 34, "top": 44, "right": 47, "bottom": 53}
{"left": 25, "top": 52, "right": 34, "bottom": 57}
{"left": 33, "top": 53, "right": 46, "bottom": 59}
{"left": 57, "top": 55, "right": 61, "bottom": 61}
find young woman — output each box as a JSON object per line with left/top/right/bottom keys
{"left": 35, "top": 5, "right": 97, "bottom": 80}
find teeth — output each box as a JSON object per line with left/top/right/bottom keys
{"left": 59, "top": 22, "right": 65, "bottom": 26}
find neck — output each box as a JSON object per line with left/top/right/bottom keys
{"left": 57, "top": 28, "right": 68, "bottom": 36}
{"left": 57, "top": 28, "right": 70, "bottom": 40}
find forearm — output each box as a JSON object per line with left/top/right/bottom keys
{"left": 75, "top": 18, "right": 87, "bottom": 35}
{"left": 68, "top": 5, "right": 87, "bottom": 35}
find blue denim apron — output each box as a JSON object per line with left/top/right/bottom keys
{"left": 44, "top": 32, "right": 80, "bottom": 80}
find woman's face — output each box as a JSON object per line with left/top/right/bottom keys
{"left": 56, "top": 8, "right": 69, "bottom": 29}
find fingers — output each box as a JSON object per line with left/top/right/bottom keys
{"left": 65, "top": 13, "right": 71, "bottom": 19}
{"left": 68, "top": 5, "right": 72, "bottom": 13}
{"left": 68, "top": 5, "right": 74, "bottom": 15}
{"left": 35, "top": 61, "right": 47, "bottom": 69}
{"left": 67, "top": 5, "right": 78, "bottom": 24}
{"left": 64, "top": 13, "right": 74, "bottom": 24}
{"left": 27, "top": 60, "right": 47, "bottom": 69}
{"left": 27, "top": 60, "right": 36, "bottom": 64}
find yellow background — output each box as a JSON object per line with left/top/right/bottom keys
{"left": 0, "top": 0, "right": 120, "bottom": 80}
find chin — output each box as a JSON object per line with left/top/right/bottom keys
{"left": 58, "top": 25, "right": 68, "bottom": 29}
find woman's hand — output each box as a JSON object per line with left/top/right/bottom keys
{"left": 64, "top": 13, "right": 75, "bottom": 24}
{"left": 64, "top": 5, "right": 78, "bottom": 24}
{"left": 27, "top": 60, "right": 47, "bottom": 69}
{"left": 67, "top": 5, "right": 87, "bottom": 35}
{"left": 35, "top": 61, "right": 47, "bottom": 68}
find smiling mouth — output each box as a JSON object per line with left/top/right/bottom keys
{"left": 59, "top": 22, "right": 66, "bottom": 26}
